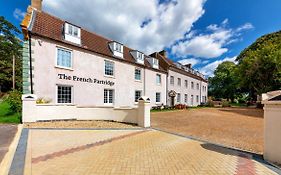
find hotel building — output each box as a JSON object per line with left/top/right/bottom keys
{"left": 21, "top": 1, "right": 207, "bottom": 109}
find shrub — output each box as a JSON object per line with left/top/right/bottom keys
{"left": 205, "top": 100, "right": 215, "bottom": 107}
{"left": 222, "top": 100, "right": 231, "bottom": 107}
{"left": 4, "top": 90, "right": 22, "bottom": 113}
{"left": 174, "top": 104, "right": 188, "bottom": 109}
{"left": 36, "top": 97, "right": 52, "bottom": 104}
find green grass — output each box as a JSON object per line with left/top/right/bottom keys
{"left": 0, "top": 101, "right": 21, "bottom": 123}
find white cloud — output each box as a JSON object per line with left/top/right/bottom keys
{"left": 13, "top": 8, "right": 25, "bottom": 21}
{"left": 43, "top": 0, "right": 206, "bottom": 54}
{"left": 200, "top": 56, "right": 237, "bottom": 76}
{"left": 171, "top": 19, "right": 254, "bottom": 59}
{"left": 178, "top": 58, "right": 199, "bottom": 66}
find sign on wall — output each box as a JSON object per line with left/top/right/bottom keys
{"left": 58, "top": 73, "right": 115, "bottom": 86}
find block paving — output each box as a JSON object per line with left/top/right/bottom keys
{"left": 22, "top": 129, "right": 278, "bottom": 175}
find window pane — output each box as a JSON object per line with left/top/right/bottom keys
{"left": 135, "top": 69, "right": 141, "bottom": 80}
{"left": 104, "top": 89, "right": 114, "bottom": 104}
{"left": 105, "top": 60, "right": 114, "bottom": 76}
{"left": 156, "top": 74, "right": 161, "bottom": 84}
{"left": 156, "top": 92, "right": 161, "bottom": 103}
{"left": 57, "top": 48, "right": 72, "bottom": 68}
{"left": 177, "top": 93, "right": 181, "bottom": 103}
{"left": 57, "top": 85, "right": 72, "bottom": 103}
{"left": 135, "top": 91, "right": 142, "bottom": 102}
{"left": 170, "top": 76, "right": 174, "bottom": 85}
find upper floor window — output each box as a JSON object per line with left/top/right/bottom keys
{"left": 137, "top": 52, "right": 144, "bottom": 63}
{"left": 114, "top": 42, "right": 123, "bottom": 53}
{"left": 64, "top": 23, "right": 81, "bottom": 45}
{"left": 56, "top": 47, "right": 72, "bottom": 69}
{"left": 135, "top": 68, "right": 141, "bottom": 81}
{"left": 156, "top": 74, "right": 161, "bottom": 85}
{"left": 109, "top": 42, "right": 124, "bottom": 58}
{"left": 197, "top": 83, "right": 199, "bottom": 90}
{"left": 191, "top": 82, "right": 194, "bottom": 89}
{"left": 170, "top": 76, "right": 174, "bottom": 85}
{"left": 104, "top": 60, "right": 114, "bottom": 76}
{"left": 177, "top": 78, "right": 181, "bottom": 86}
{"left": 152, "top": 58, "right": 159, "bottom": 69}
{"left": 185, "top": 80, "right": 188, "bottom": 88}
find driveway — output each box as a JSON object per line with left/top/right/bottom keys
{"left": 9, "top": 128, "right": 280, "bottom": 175}
{"left": 0, "top": 124, "right": 18, "bottom": 164}
{"left": 151, "top": 107, "right": 264, "bottom": 153}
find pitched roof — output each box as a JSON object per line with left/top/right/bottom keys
{"left": 28, "top": 10, "right": 166, "bottom": 72}
{"left": 151, "top": 52, "right": 208, "bottom": 82}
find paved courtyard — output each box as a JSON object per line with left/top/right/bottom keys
{"left": 9, "top": 128, "right": 280, "bottom": 175}
{"left": 152, "top": 107, "right": 264, "bottom": 153}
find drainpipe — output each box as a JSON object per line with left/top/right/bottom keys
{"left": 200, "top": 80, "right": 202, "bottom": 104}
{"left": 143, "top": 67, "right": 146, "bottom": 96}
{"left": 28, "top": 32, "right": 34, "bottom": 94}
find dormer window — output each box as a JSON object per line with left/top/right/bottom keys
{"left": 64, "top": 23, "right": 81, "bottom": 45}
{"left": 137, "top": 52, "right": 144, "bottom": 62}
{"left": 152, "top": 58, "right": 159, "bottom": 69}
{"left": 109, "top": 42, "right": 123, "bottom": 58}
{"left": 130, "top": 51, "right": 144, "bottom": 64}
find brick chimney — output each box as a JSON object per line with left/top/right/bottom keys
{"left": 31, "top": 0, "right": 43, "bottom": 11}
{"left": 159, "top": 50, "right": 167, "bottom": 58}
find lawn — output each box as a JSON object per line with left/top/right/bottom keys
{"left": 0, "top": 101, "right": 21, "bottom": 123}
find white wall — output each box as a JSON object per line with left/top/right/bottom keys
{"left": 32, "top": 37, "right": 166, "bottom": 108}
{"left": 167, "top": 70, "right": 208, "bottom": 106}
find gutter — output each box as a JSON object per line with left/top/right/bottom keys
{"left": 28, "top": 32, "right": 34, "bottom": 94}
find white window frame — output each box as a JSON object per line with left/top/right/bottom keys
{"left": 135, "top": 68, "right": 141, "bottom": 81}
{"left": 55, "top": 47, "right": 73, "bottom": 70}
{"left": 184, "top": 94, "right": 188, "bottom": 103}
{"left": 114, "top": 42, "right": 123, "bottom": 53}
{"left": 178, "top": 78, "right": 181, "bottom": 86}
{"left": 170, "top": 76, "right": 174, "bottom": 85}
{"left": 152, "top": 58, "right": 159, "bottom": 69}
{"left": 185, "top": 80, "right": 188, "bottom": 88}
{"left": 135, "top": 90, "right": 142, "bottom": 103}
{"left": 56, "top": 85, "right": 73, "bottom": 104}
{"left": 104, "top": 89, "right": 114, "bottom": 105}
{"left": 177, "top": 93, "right": 181, "bottom": 103}
{"left": 156, "top": 92, "right": 161, "bottom": 103}
{"left": 156, "top": 74, "right": 161, "bottom": 85}
{"left": 104, "top": 60, "right": 114, "bottom": 77}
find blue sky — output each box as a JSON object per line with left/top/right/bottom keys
{"left": 1, "top": 0, "right": 281, "bottom": 76}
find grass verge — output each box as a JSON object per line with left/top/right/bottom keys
{"left": 0, "top": 101, "right": 21, "bottom": 123}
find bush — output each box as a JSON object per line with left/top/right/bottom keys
{"left": 222, "top": 100, "right": 231, "bottom": 107}
{"left": 174, "top": 104, "right": 188, "bottom": 109}
{"left": 205, "top": 100, "right": 215, "bottom": 107}
{"left": 4, "top": 90, "right": 22, "bottom": 113}
{"left": 36, "top": 97, "right": 52, "bottom": 104}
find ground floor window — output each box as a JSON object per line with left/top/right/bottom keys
{"left": 196, "top": 95, "right": 199, "bottom": 103}
{"left": 57, "top": 85, "right": 72, "bottom": 103}
{"left": 104, "top": 89, "right": 114, "bottom": 104}
{"left": 184, "top": 94, "right": 188, "bottom": 103}
{"left": 191, "top": 95, "right": 194, "bottom": 105}
{"left": 156, "top": 92, "right": 161, "bottom": 103}
{"left": 177, "top": 93, "right": 181, "bottom": 103}
{"left": 135, "top": 90, "right": 142, "bottom": 102}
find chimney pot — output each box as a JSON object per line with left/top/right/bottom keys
{"left": 31, "top": 0, "right": 43, "bottom": 11}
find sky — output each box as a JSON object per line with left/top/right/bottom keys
{"left": 1, "top": 0, "right": 281, "bottom": 77}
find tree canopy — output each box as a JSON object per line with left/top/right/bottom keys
{"left": 209, "top": 30, "right": 281, "bottom": 101}
{"left": 236, "top": 30, "right": 281, "bottom": 96}
{"left": 0, "top": 16, "right": 22, "bottom": 92}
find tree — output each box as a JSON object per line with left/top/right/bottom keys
{"left": 236, "top": 30, "right": 281, "bottom": 97}
{"left": 208, "top": 61, "right": 238, "bottom": 101}
{"left": 0, "top": 16, "right": 22, "bottom": 92}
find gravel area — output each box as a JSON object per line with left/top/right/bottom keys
{"left": 151, "top": 107, "right": 264, "bottom": 154}
{"left": 24, "top": 120, "right": 139, "bottom": 129}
